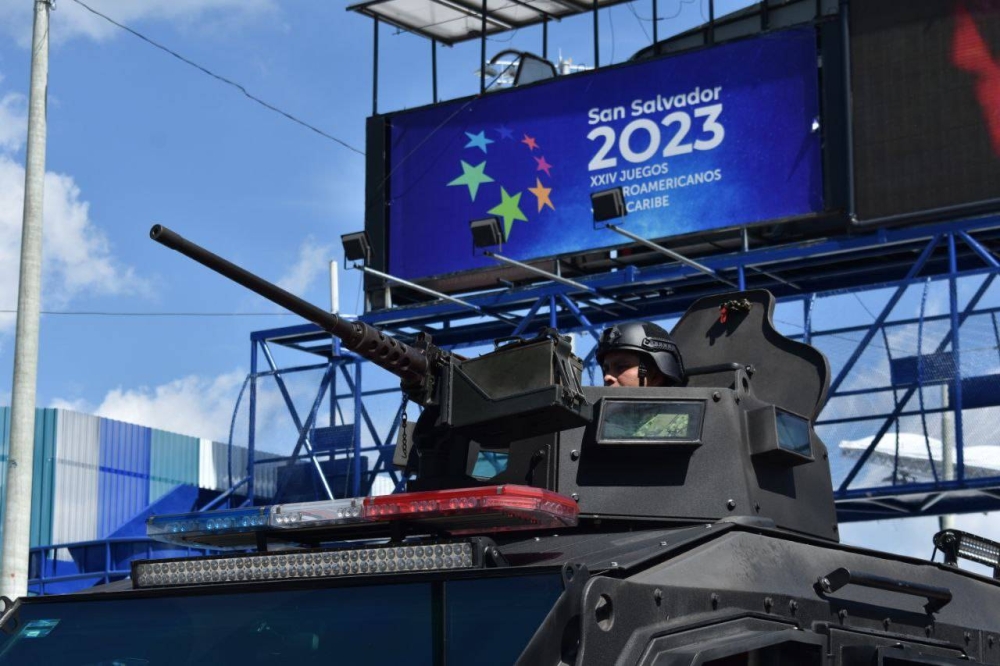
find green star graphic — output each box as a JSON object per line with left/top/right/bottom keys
{"left": 447, "top": 160, "right": 494, "bottom": 201}
{"left": 488, "top": 187, "right": 528, "bottom": 239}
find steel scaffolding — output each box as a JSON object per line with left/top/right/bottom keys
{"left": 236, "top": 214, "right": 1000, "bottom": 523}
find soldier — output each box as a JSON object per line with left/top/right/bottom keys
{"left": 597, "top": 322, "right": 689, "bottom": 438}
{"left": 596, "top": 321, "right": 685, "bottom": 388}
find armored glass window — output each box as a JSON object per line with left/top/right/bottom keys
{"left": 775, "top": 409, "right": 811, "bottom": 456}
{"left": 472, "top": 450, "right": 509, "bottom": 479}
{"left": 597, "top": 400, "right": 704, "bottom": 444}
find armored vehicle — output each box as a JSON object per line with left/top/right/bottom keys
{"left": 0, "top": 227, "right": 997, "bottom": 665}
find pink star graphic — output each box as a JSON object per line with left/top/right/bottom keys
{"left": 534, "top": 155, "right": 553, "bottom": 176}
{"left": 521, "top": 134, "right": 539, "bottom": 151}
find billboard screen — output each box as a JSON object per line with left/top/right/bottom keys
{"left": 384, "top": 27, "right": 823, "bottom": 281}
{"left": 851, "top": 0, "right": 1000, "bottom": 221}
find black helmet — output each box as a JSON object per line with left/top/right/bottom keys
{"left": 596, "top": 321, "right": 685, "bottom": 385}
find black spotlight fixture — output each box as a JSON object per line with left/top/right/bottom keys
{"left": 591, "top": 187, "right": 626, "bottom": 224}
{"left": 341, "top": 231, "right": 372, "bottom": 265}
{"left": 470, "top": 216, "right": 504, "bottom": 250}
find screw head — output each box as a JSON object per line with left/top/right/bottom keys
{"left": 788, "top": 600, "right": 798, "bottom": 614}
{"left": 764, "top": 597, "right": 773, "bottom": 612}
{"left": 570, "top": 449, "right": 580, "bottom": 461}
{"left": 653, "top": 589, "right": 663, "bottom": 604}
{"left": 571, "top": 493, "right": 580, "bottom": 501}
{"left": 710, "top": 593, "right": 720, "bottom": 609}
{"left": 712, "top": 391, "right": 721, "bottom": 402}
{"left": 838, "top": 609, "right": 848, "bottom": 622}
{"left": 726, "top": 499, "right": 737, "bottom": 510}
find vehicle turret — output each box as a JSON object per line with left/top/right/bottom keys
{"left": 151, "top": 226, "right": 837, "bottom": 541}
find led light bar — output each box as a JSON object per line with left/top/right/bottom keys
{"left": 147, "top": 506, "right": 270, "bottom": 548}
{"left": 271, "top": 497, "right": 364, "bottom": 528}
{"left": 367, "top": 485, "right": 579, "bottom": 534}
{"left": 148, "top": 485, "right": 578, "bottom": 549}
{"left": 132, "top": 541, "right": 477, "bottom": 589}
{"left": 934, "top": 529, "right": 1000, "bottom": 579}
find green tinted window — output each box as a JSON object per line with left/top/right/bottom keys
{"left": 599, "top": 400, "right": 704, "bottom": 443}
{"left": 0, "top": 572, "right": 562, "bottom": 665}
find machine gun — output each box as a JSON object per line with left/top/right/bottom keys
{"left": 150, "top": 225, "right": 591, "bottom": 488}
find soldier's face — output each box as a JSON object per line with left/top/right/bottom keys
{"left": 602, "top": 351, "right": 664, "bottom": 387}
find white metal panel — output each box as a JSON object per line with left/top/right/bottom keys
{"left": 51, "top": 410, "right": 100, "bottom": 546}
{"left": 198, "top": 438, "right": 216, "bottom": 490}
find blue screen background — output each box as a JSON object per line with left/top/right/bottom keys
{"left": 386, "top": 27, "right": 823, "bottom": 280}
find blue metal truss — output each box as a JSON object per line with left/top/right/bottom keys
{"left": 237, "top": 214, "right": 1000, "bottom": 523}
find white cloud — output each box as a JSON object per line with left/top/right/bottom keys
{"left": 0, "top": 0, "right": 277, "bottom": 46}
{"left": 90, "top": 370, "right": 248, "bottom": 441}
{"left": 277, "top": 238, "right": 333, "bottom": 297}
{"left": 0, "top": 67, "right": 149, "bottom": 334}
{"left": 0, "top": 154, "right": 150, "bottom": 334}
{"left": 0, "top": 91, "right": 27, "bottom": 152}
{"left": 61, "top": 367, "right": 323, "bottom": 454}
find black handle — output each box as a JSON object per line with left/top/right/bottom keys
{"left": 817, "top": 567, "right": 952, "bottom": 613}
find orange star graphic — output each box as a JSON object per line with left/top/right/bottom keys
{"left": 534, "top": 155, "right": 553, "bottom": 176}
{"left": 528, "top": 178, "right": 554, "bottom": 212}
{"left": 521, "top": 134, "right": 539, "bottom": 151}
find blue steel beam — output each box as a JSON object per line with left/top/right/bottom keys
{"left": 837, "top": 271, "right": 997, "bottom": 492}
{"left": 260, "top": 342, "right": 336, "bottom": 501}
{"left": 826, "top": 235, "right": 941, "bottom": 397}
{"left": 948, "top": 234, "right": 965, "bottom": 481}
{"left": 272, "top": 363, "right": 337, "bottom": 502}
{"left": 959, "top": 230, "right": 1000, "bottom": 269}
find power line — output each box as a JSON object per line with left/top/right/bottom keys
{"left": 0, "top": 310, "right": 296, "bottom": 317}
{"left": 67, "top": 0, "right": 364, "bottom": 156}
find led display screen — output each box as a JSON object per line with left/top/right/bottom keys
{"left": 383, "top": 27, "right": 824, "bottom": 281}
{"left": 851, "top": 0, "right": 1000, "bottom": 220}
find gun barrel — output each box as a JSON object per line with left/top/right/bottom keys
{"left": 150, "top": 225, "right": 428, "bottom": 381}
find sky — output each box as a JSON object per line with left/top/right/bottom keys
{"left": 0, "top": 0, "right": 998, "bottom": 570}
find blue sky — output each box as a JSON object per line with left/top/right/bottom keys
{"left": 1, "top": 0, "right": 998, "bottom": 567}
{"left": 0, "top": 0, "right": 718, "bottom": 438}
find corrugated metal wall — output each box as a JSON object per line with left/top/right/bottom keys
{"left": 30, "top": 409, "right": 57, "bottom": 548}
{"left": 0, "top": 407, "right": 284, "bottom": 550}
{"left": 197, "top": 438, "right": 277, "bottom": 499}
{"left": 52, "top": 411, "right": 100, "bottom": 544}
{"left": 98, "top": 418, "right": 150, "bottom": 538}
{"left": 149, "top": 431, "right": 199, "bottom": 504}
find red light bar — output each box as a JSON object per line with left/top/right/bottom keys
{"left": 148, "top": 485, "right": 579, "bottom": 550}
{"left": 366, "top": 485, "right": 578, "bottom": 534}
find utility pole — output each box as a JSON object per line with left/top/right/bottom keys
{"left": 1, "top": 0, "right": 51, "bottom": 600}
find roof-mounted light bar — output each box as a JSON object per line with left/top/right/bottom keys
{"left": 934, "top": 529, "right": 1000, "bottom": 579}
{"left": 132, "top": 540, "right": 478, "bottom": 589}
{"left": 148, "top": 485, "right": 579, "bottom": 550}
{"left": 147, "top": 506, "right": 270, "bottom": 548}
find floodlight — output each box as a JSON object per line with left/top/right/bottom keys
{"left": 591, "top": 187, "right": 626, "bottom": 224}
{"left": 341, "top": 231, "right": 372, "bottom": 265}
{"left": 470, "top": 216, "right": 503, "bottom": 249}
